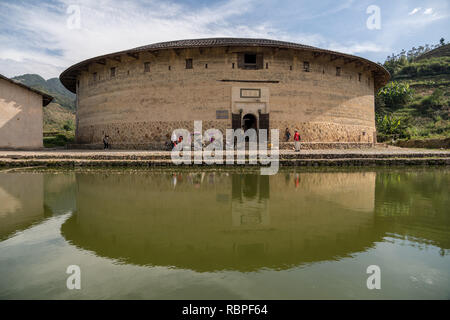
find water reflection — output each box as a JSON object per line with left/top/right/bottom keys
{"left": 0, "top": 172, "right": 77, "bottom": 241}
{"left": 0, "top": 168, "right": 448, "bottom": 273}
{"left": 374, "top": 171, "right": 450, "bottom": 251}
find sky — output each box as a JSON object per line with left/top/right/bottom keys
{"left": 0, "top": 0, "right": 449, "bottom": 79}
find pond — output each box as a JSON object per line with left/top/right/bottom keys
{"left": 0, "top": 167, "right": 449, "bottom": 299}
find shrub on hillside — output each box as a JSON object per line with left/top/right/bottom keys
{"left": 63, "top": 119, "right": 75, "bottom": 131}
{"left": 398, "top": 65, "right": 418, "bottom": 77}
{"left": 395, "top": 57, "right": 450, "bottom": 78}
{"left": 416, "top": 89, "right": 447, "bottom": 114}
{"left": 376, "top": 114, "right": 411, "bottom": 141}
{"left": 43, "top": 133, "right": 74, "bottom": 148}
{"left": 377, "top": 81, "right": 414, "bottom": 110}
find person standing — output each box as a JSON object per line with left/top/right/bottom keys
{"left": 171, "top": 132, "right": 177, "bottom": 148}
{"left": 285, "top": 128, "right": 291, "bottom": 142}
{"left": 103, "top": 135, "right": 110, "bottom": 150}
{"left": 294, "top": 129, "right": 301, "bottom": 152}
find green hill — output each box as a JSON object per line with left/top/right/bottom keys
{"left": 416, "top": 43, "right": 450, "bottom": 61}
{"left": 376, "top": 39, "right": 450, "bottom": 146}
{"left": 11, "top": 74, "right": 75, "bottom": 111}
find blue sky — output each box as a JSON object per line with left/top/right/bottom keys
{"left": 0, "top": 0, "right": 449, "bottom": 79}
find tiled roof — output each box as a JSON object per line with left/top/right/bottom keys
{"left": 132, "top": 38, "right": 317, "bottom": 51}
{"left": 60, "top": 38, "right": 390, "bottom": 93}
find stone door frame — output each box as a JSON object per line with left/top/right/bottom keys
{"left": 231, "top": 86, "right": 270, "bottom": 130}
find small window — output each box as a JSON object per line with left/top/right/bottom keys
{"left": 144, "top": 62, "right": 150, "bottom": 72}
{"left": 185, "top": 58, "right": 193, "bottom": 69}
{"left": 303, "top": 61, "right": 310, "bottom": 72}
{"left": 92, "top": 72, "right": 97, "bottom": 81}
{"left": 336, "top": 67, "right": 341, "bottom": 76}
{"left": 110, "top": 67, "right": 116, "bottom": 78}
{"left": 244, "top": 53, "right": 257, "bottom": 65}
{"left": 205, "top": 63, "right": 208, "bottom": 69}
{"left": 289, "top": 65, "right": 293, "bottom": 71}
{"left": 168, "top": 65, "right": 171, "bottom": 71}
{"left": 239, "top": 53, "right": 261, "bottom": 70}
{"left": 232, "top": 63, "right": 235, "bottom": 69}
{"left": 266, "top": 62, "right": 269, "bottom": 69}
{"left": 358, "top": 73, "right": 362, "bottom": 81}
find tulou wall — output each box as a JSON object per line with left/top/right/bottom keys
{"left": 75, "top": 46, "right": 377, "bottom": 148}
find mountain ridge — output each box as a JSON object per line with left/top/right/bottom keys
{"left": 11, "top": 74, "right": 76, "bottom": 111}
{"left": 10, "top": 74, "right": 75, "bottom": 138}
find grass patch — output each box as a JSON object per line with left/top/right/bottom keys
{"left": 43, "top": 132, "right": 75, "bottom": 148}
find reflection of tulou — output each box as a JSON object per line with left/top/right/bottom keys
{"left": 62, "top": 171, "right": 380, "bottom": 272}
{"left": 1, "top": 170, "right": 448, "bottom": 272}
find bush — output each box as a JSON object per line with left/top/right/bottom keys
{"left": 43, "top": 133, "right": 74, "bottom": 148}
{"left": 377, "top": 81, "right": 414, "bottom": 110}
{"left": 62, "top": 119, "right": 75, "bottom": 131}
{"left": 398, "top": 65, "right": 418, "bottom": 77}
{"left": 394, "top": 57, "right": 450, "bottom": 78}
{"left": 376, "top": 114, "right": 410, "bottom": 141}
{"left": 416, "top": 88, "right": 446, "bottom": 113}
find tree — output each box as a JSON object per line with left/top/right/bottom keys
{"left": 377, "top": 81, "right": 414, "bottom": 110}
{"left": 440, "top": 38, "right": 445, "bottom": 46}
{"left": 63, "top": 119, "right": 75, "bottom": 131}
{"left": 376, "top": 114, "right": 410, "bottom": 140}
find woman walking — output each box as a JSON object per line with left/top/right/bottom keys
{"left": 294, "top": 129, "right": 301, "bottom": 152}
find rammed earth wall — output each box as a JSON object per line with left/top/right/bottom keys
{"left": 73, "top": 45, "right": 379, "bottom": 149}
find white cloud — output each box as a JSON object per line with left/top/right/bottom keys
{"left": 1, "top": 0, "right": 447, "bottom": 79}
{"left": 0, "top": 0, "right": 372, "bottom": 79}
{"left": 386, "top": 6, "right": 448, "bottom": 30}
{"left": 0, "top": 58, "right": 64, "bottom": 81}
{"left": 409, "top": 8, "right": 421, "bottom": 15}
{"left": 327, "top": 42, "right": 388, "bottom": 55}
{"left": 0, "top": 0, "right": 283, "bottom": 78}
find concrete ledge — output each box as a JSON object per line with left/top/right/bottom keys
{"left": 1, "top": 157, "right": 449, "bottom": 168}
{"left": 1, "top": 150, "right": 449, "bottom": 160}
{"left": 1, "top": 149, "right": 449, "bottom": 168}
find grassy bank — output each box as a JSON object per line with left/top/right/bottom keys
{"left": 376, "top": 43, "right": 450, "bottom": 145}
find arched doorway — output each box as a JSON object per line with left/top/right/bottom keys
{"left": 243, "top": 113, "right": 257, "bottom": 131}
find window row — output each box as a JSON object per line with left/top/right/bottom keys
{"left": 90, "top": 57, "right": 370, "bottom": 85}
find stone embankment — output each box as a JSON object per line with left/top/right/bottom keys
{"left": 393, "top": 138, "right": 450, "bottom": 149}
{"left": 0, "top": 147, "right": 449, "bottom": 168}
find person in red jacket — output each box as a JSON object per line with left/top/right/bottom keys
{"left": 294, "top": 129, "right": 301, "bottom": 152}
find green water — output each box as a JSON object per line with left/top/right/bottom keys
{"left": 0, "top": 167, "right": 449, "bottom": 299}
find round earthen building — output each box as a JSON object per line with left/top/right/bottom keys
{"left": 60, "top": 38, "right": 390, "bottom": 149}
